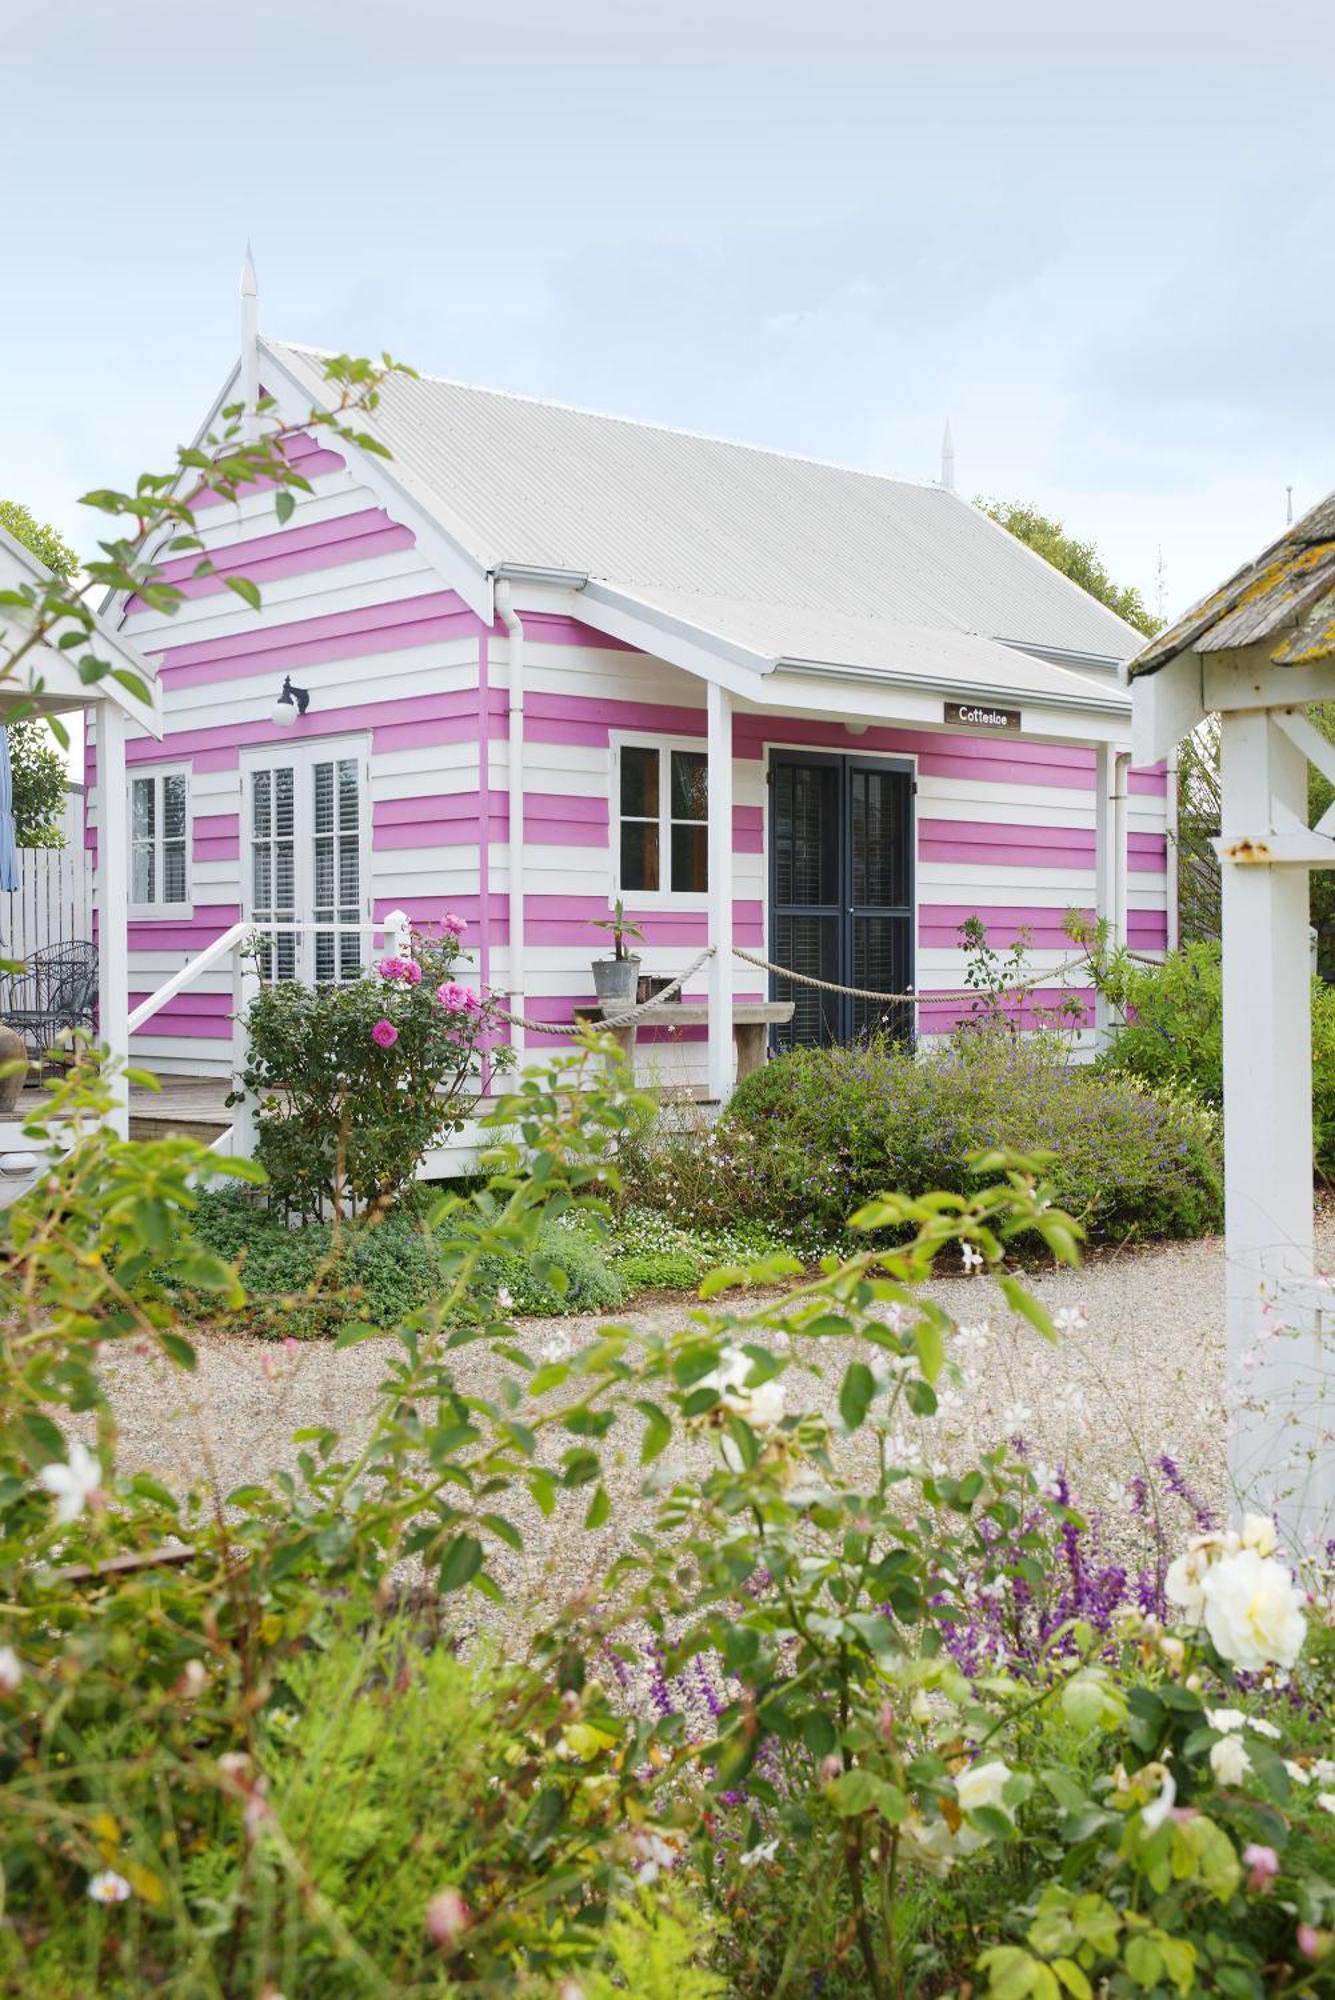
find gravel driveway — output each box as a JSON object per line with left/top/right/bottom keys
{"left": 97, "top": 1231, "right": 1248, "bottom": 1635}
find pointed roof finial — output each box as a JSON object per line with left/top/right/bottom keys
{"left": 240, "top": 243, "right": 260, "bottom": 436}
{"left": 941, "top": 419, "right": 955, "bottom": 492}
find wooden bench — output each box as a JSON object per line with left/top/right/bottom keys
{"left": 574, "top": 999, "right": 796, "bottom": 1087}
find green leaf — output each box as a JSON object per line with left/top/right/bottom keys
{"left": 827, "top": 1767, "right": 877, "bottom": 1816}
{"left": 478, "top": 1511, "right": 523, "bottom": 1551}
{"left": 584, "top": 1484, "right": 611, "bottom": 1530}
{"left": 998, "top": 1273, "right": 1059, "bottom": 1343}
{"left": 274, "top": 490, "right": 296, "bottom": 524}
{"left": 914, "top": 1317, "right": 944, "bottom": 1384}
{"left": 635, "top": 1399, "right": 671, "bottom": 1464}
{"left": 159, "top": 1332, "right": 197, "bottom": 1372}
{"left": 838, "top": 1360, "right": 875, "bottom": 1432}
{"left": 1052, "top": 1961, "right": 1092, "bottom": 2000}
{"left": 224, "top": 574, "right": 262, "bottom": 609}
{"left": 438, "top": 1533, "right": 484, "bottom": 1592}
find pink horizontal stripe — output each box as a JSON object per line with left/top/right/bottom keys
{"left": 918, "top": 987, "right": 1097, "bottom": 1034}
{"left": 519, "top": 612, "right": 632, "bottom": 652}
{"left": 128, "top": 905, "right": 241, "bottom": 953}
{"left": 919, "top": 820, "right": 1166, "bottom": 874}
{"left": 734, "top": 804, "right": 764, "bottom": 853}
{"left": 1128, "top": 764, "right": 1168, "bottom": 796}
{"left": 194, "top": 812, "right": 240, "bottom": 863}
{"left": 919, "top": 904, "right": 1168, "bottom": 950}
{"left": 739, "top": 716, "right": 1098, "bottom": 789}
{"left": 129, "top": 990, "right": 232, "bottom": 1039}
{"left": 155, "top": 589, "right": 485, "bottom": 686}
{"left": 127, "top": 507, "right": 416, "bottom": 610}
{"left": 190, "top": 431, "right": 348, "bottom": 512}
{"left": 129, "top": 689, "right": 481, "bottom": 765}
{"left": 525, "top": 895, "right": 764, "bottom": 949}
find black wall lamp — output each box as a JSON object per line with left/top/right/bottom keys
{"left": 272, "top": 676, "right": 311, "bottom": 728}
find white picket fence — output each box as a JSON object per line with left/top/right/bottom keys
{"left": 0, "top": 845, "right": 93, "bottom": 964}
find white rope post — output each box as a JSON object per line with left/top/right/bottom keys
{"left": 385, "top": 907, "right": 411, "bottom": 959}
{"left": 230, "top": 946, "right": 260, "bottom": 1161}
{"left": 706, "top": 681, "right": 734, "bottom": 1104}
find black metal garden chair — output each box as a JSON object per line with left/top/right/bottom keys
{"left": 1, "top": 940, "right": 98, "bottom": 1057}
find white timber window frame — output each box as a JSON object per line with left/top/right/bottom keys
{"left": 128, "top": 764, "right": 193, "bottom": 919}
{"left": 610, "top": 733, "right": 710, "bottom": 910}
{"left": 239, "top": 736, "right": 372, "bottom": 985}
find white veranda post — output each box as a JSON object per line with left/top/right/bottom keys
{"left": 706, "top": 680, "right": 734, "bottom": 1104}
{"left": 95, "top": 704, "right": 130, "bottom": 1140}
{"left": 1217, "top": 707, "right": 1333, "bottom": 1538}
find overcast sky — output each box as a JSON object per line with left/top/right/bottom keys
{"left": 8, "top": 0, "right": 1334, "bottom": 622}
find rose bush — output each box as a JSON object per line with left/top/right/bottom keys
{"left": 236, "top": 924, "right": 511, "bottom": 1216}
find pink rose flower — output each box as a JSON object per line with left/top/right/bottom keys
{"left": 1298, "top": 1923, "right": 1328, "bottom": 1962}
{"left": 1243, "top": 1842, "right": 1279, "bottom": 1893}
{"left": 442, "top": 912, "right": 467, "bottom": 937}
{"left": 436, "top": 981, "right": 481, "bottom": 1015}
{"left": 376, "top": 955, "right": 421, "bottom": 985}
{"left": 371, "top": 1018, "right": 399, "bottom": 1048}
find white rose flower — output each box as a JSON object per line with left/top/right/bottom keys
{"left": 1199, "top": 1548, "right": 1307, "bottom": 1673}
{"left": 900, "top": 1811, "right": 959, "bottom": 1877}
{"left": 955, "top": 1758, "right": 1012, "bottom": 1817}
{"left": 1285, "top": 1760, "right": 1312, "bottom": 1785}
{"left": 1206, "top": 1708, "right": 1248, "bottom": 1734}
{"left": 1249, "top": 1717, "right": 1282, "bottom": 1741}
{"left": 36, "top": 1440, "right": 103, "bottom": 1525}
{"left": 702, "top": 1349, "right": 785, "bottom": 1433}
{"left": 1312, "top": 1759, "right": 1335, "bottom": 1786}
{"left": 1140, "top": 1764, "right": 1177, "bottom": 1833}
{"left": 0, "top": 1646, "right": 22, "bottom": 1694}
{"left": 1316, "top": 1792, "right": 1335, "bottom": 1816}
{"left": 1241, "top": 1512, "right": 1279, "bottom": 1557}
{"left": 1210, "top": 1734, "right": 1253, "bottom": 1785}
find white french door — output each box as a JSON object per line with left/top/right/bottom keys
{"left": 242, "top": 740, "right": 371, "bottom": 984}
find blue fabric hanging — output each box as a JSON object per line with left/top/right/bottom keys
{"left": 0, "top": 725, "right": 20, "bottom": 893}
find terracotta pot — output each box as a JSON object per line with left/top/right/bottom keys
{"left": 0, "top": 1022, "right": 26, "bottom": 1114}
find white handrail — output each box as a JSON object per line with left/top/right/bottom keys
{"left": 125, "top": 912, "right": 410, "bottom": 1037}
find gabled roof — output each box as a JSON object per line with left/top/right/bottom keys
{"left": 0, "top": 526, "right": 161, "bottom": 733}
{"left": 1130, "top": 491, "right": 1335, "bottom": 678}
{"left": 265, "top": 339, "right": 1141, "bottom": 676}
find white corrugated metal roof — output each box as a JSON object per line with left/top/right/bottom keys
{"left": 267, "top": 340, "right": 1138, "bottom": 672}
{"left": 591, "top": 585, "right": 1130, "bottom": 712}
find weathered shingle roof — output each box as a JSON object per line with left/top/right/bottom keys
{"left": 1130, "top": 491, "right": 1335, "bottom": 678}
{"left": 267, "top": 339, "right": 1141, "bottom": 669}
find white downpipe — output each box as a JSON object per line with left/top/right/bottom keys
{"left": 706, "top": 680, "right": 734, "bottom": 1103}
{"left": 495, "top": 581, "right": 526, "bottom": 1029}
{"left": 1093, "top": 743, "right": 1114, "bottom": 1052}
{"left": 1113, "top": 750, "right": 1131, "bottom": 956}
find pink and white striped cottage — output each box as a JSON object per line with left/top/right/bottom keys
{"left": 93, "top": 276, "right": 1171, "bottom": 1167}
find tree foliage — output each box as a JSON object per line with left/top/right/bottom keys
{"left": 978, "top": 498, "right": 1162, "bottom": 638}
{"left": 1, "top": 499, "right": 80, "bottom": 846}
{"left": 0, "top": 496, "right": 78, "bottom": 580}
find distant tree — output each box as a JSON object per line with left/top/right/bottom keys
{"left": 978, "top": 498, "right": 1162, "bottom": 639}
{"left": 1, "top": 499, "right": 79, "bottom": 847}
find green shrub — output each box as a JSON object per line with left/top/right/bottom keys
{"left": 1098, "top": 939, "right": 1335, "bottom": 1175}
{"left": 238, "top": 929, "right": 511, "bottom": 1220}
{"left": 715, "top": 1029, "right": 1224, "bottom": 1243}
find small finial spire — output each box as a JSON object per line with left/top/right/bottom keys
{"left": 941, "top": 419, "right": 955, "bottom": 492}
{"left": 240, "top": 242, "right": 259, "bottom": 436}
{"left": 1286, "top": 483, "right": 1294, "bottom": 527}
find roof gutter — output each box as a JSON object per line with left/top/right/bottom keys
{"left": 771, "top": 656, "right": 1132, "bottom": 715}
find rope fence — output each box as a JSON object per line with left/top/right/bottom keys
{"left": 496, "top": 944, "right": 1115, "bottom": 1038}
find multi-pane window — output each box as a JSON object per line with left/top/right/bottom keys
{"left": 129, "top": 771, "right": 189, "bottom": 910}
{"left": 245, "top": 745, "right": 366, "bottom": 986}
{"left": 617, "top": 742, "right": 708, "bottom": 896}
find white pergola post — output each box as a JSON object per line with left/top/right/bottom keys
{"left": 706, "top": 680, "right": 734, "bottom": 1104}
{"left": 1217, "top": 708, "right": 1330, "bottom": 1537}
{"left": 95, "top": 703, "right": 130, "bottom": 1140}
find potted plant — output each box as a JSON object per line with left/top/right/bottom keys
{"left": 590, "top": 899, "right": 646, "bottom": 1008}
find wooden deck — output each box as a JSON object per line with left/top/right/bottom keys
{"left": 14, "top": 1074, "right": 233, "bottom": 1144}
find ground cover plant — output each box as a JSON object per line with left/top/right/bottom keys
{"left": 2, "top": 1045, "right": 1332, "bottom": 1998}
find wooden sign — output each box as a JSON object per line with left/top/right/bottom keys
{"left": 944, "top": 700, "right": 1020, "bottom": 733}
